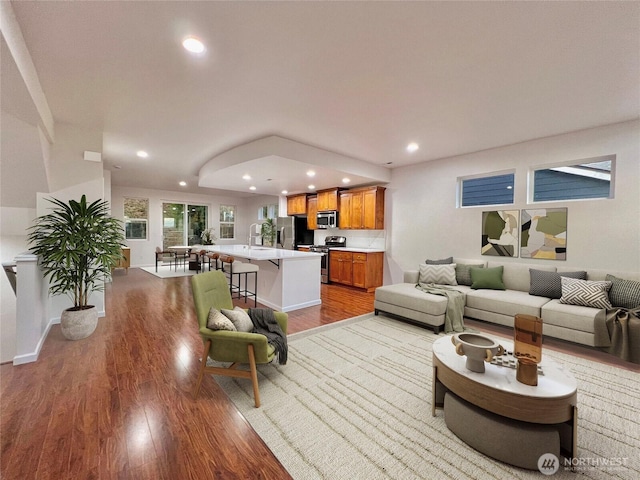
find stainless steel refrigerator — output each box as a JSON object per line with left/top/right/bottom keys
{"left": 275, "top": 216, "right": 314, "bottom": 249}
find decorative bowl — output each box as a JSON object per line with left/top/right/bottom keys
{"left": 451, "top": 333, "right": 504, "bottom": 373}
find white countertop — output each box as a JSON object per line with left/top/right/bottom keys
{"left": 203, "top": 245, "right": 321, "bottom": 261}
{"left": 328, "top": 247, "right": 386, "bottom": 253}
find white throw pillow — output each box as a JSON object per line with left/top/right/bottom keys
{"left": 559, "top": 277, "right": 613, "bottom": 309}
{"left": 418, "top": 263, "right": 458, "bottom": 286}
{"left": 207, "top": 307, "right": 237, "bottom": 331}
{"left": 221, "top": 306, "right": 254, "bottom": 332}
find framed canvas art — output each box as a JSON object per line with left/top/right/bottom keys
{"left": 520, "top": 208, "right": 568, "bottom": 260}
{"left": 481, "top": 210, "right": 519, "bottom": 257}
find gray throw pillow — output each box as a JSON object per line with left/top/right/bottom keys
{"left": 221, "top": 306, "right": 254, "bottom": 332}
{"left": 606, "top": 274, "right": 640, "bottom": 309}
{"left": 455, "top": 263, "right": 484, "bottom": 286}
{"left": 425, "top": 257, "right": 453, "bottom": 265}
{"left": 529, "top": 269, "right": 587, "bottom": 299}
{"left": 207, "top": 307, "right": 237, "bottom": 331}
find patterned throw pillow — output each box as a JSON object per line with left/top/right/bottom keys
{"left": 418, "top": 263, "right": 458, "bottom": 285}
{"left": 221, "top": 306, "right": 254, "bottom": 332}
{"left": 606, "top": 274, "right": 640, "bottom": 309}
{"left": 455, "top": 264, "right": 484, "bottom": 286}
{"left": 559, "top": 277, "right": 612, "bottom": 309}
{"left": 425, "top": 257, "right": 453, "bottom": 265}
{"left": 207, "top": 307, "right": 237, "bottom": 331}
{"left": 529, "top": 269, "right": 587, "bottom": 299}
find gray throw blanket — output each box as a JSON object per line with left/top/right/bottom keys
{"left": 415, "top": 283, "right": 466, "bottom": 333}
{"left": 249, "top": 308, "right": 288, "bottom": 365}
{"left": 596, "top": 308, "right": 640, "bottom": 364}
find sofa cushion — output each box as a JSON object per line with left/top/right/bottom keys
{"left": 529, "top": 269, "right": 587, "bottom": 299}
{"left": 466, "top": 289, "right": 549, "bottom": 318}
{"left": 488, "top": 262, "right": 556, "bottom": 292}
{"left": 541, "top": 299, "right": 605, "bottom": 335}
{"left": 559, "top": 277, "right": 612, "bottom": 309}
{"left": 426, "top": 256, "right": 453, "bottom": 265}
{"left": 606, "top": 274, "right": 640, "bottom": 309}
{"left": 419, "top": 263, "right": 458, "bottom": 285}
{"left": 455, "top": 263, "right": 485, "bottom": 286}
{"left": 375, "top": 283, "right": 449, "bottom": 316}
{"left": 470, "top": 266, "right": 505, "bottom": 290}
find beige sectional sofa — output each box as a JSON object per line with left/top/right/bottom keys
{"left": 374, "top": 258, "right": 640, "bottom": 347}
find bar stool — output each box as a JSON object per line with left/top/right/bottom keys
{"left": 197, "top": 250, "right": 208, "bottom": 272}
{"left": 200, "top": 251, "right": 219, "bottom": 272}
{"left": 219, "top": 255, "right": 259, "bottom": 307}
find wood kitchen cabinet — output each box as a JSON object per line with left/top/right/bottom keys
{"left": 316, "top": 188, "right": 341, "bottom": 212}
{"left": 329, "top": 251, "right": 353, "bottom": 285}
{"left": 329, "top": 250, "right": 384, "bottom": 292}
{"left": 286, "top": 194, "right": 307, "bottom": 215}
{"left": 307, "top": 195, "right": 318, "bottom": 229}
{"left": 352, "top": 252, "right": 383, "bottom": 291}
{"left": 339, "top": 186, "right": 385, "bottom": 229}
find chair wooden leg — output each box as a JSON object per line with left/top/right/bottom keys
{"left": 247, "top": 344, "right": 260, "bottom": 408}
{"left": 193, "top": 340, "right": 212, "bottom": 399}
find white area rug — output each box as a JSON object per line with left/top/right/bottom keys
{"left": 216, "top": 313, "right": 640, "bottom": 480}
{"left": 140, "top": 265, "right": 196, "bottom": 278}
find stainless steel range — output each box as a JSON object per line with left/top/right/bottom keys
{"left": 310, "top": 236, "right": 346, "bottom": 284}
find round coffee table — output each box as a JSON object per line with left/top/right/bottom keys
{"left": 432, "top": 334, "right": 578, "bottom": 466}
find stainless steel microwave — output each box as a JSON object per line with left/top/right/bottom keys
{"left": 317, "top": 211, "right": 337, "bottom": 229}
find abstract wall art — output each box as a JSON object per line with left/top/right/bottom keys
{"left": 481, "top": 210, "right": 519, "bottom": 257}
{"left": 520, "top": 208, "right": 568, "bottom": 260}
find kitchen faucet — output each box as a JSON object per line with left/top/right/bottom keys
{"left": 248, "top": 223, "right": 261, "bottom": 247}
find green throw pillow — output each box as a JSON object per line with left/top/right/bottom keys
{"left": 470, "top": 266, "right": 506, "bottom": 290}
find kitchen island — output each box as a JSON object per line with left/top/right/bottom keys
{"left": 203, "top": 245, "right": 322, "bottom": 312}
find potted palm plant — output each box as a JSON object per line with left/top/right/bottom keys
{"left": 27, "top": 195, "right": 124, "bottom": 340}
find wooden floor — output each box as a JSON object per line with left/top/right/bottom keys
{"left": 0, "top": 268, "right": 374, "bottom": 479}
{"left": 1, "top": 268, "right": 636, "bottom": 479}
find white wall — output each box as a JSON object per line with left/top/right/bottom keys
{"left": 386, "top": 120, "right": 640, "bottom": 283}
{"left": 48, "top": 123, "right": 104, "bottom": 193}
{"left": 111, "top": 186, "right": 262, "bottom": 267}
{"left": 0, "top": 206, "right": 36, "bottom": 363}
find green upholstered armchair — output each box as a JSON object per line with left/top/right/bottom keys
{"left": 190, "top": 270, "right": 288, "bottom": 407}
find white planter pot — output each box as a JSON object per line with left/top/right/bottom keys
{"left": 60, "top": 305, "right": 98, "bottom": 340}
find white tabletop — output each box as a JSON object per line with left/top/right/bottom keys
{"left": 201, "top": 244, "right": 321, "bottom": 262}
{"left": 433, "top": 335, "right": 577, "bottom": 399}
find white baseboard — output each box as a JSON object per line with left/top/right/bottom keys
{"left": 12, "top": 309, "right": 106, "bottom": 365}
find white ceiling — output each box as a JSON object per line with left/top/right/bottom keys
{"left": 5, "top": 1, "right": 640, "bottom": 198}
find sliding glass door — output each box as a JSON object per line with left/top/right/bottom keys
{"left": 162, "top": 203, "right": 208, "bottom": 249}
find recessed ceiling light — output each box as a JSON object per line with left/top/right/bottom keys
{"left": 136, "top": 150, "right": 149, "bottom": 158}
{"left": 308, "top": 184, "right": 316, "bottom": 190}
{"left": 242, "top": 174, "right": 251, "bottom": 180}
{"left": 307, "top": 170, "right": 316, "bottom": 177}
{"left": 179, "top": 181, "right": 187, "bottom": 186}
{"left": 281, "top": 190, "right": 288, "bottom": 195}
{"left": 406, "top": 142, "right": 419, "bottom": 153}
{"left": 249, "top": 186, "right": 256, "bottom": 191}
{"left": 342, "top": 178, "right": 351, "bottom": 184}
{"left": 182, "top": 36, "right": 205, "bottom": 54}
